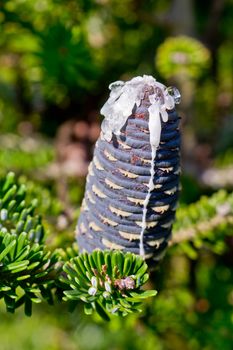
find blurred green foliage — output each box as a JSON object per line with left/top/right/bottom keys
{"left": 0, "top": 0, "right": 232, "bottom": 141}
{"left": 0, "top": 0, "right": 233, "bottom": 349}
{"left": 0, "top": 134, "right": 54, "bottom": 176}
{"left": 156, "top": 36, "right": 211, "bottom": 80}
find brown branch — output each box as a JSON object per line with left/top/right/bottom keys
{"left": 170, "top": 215, "right": 233, "bottom": 245}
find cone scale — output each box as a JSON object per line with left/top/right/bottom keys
{"left": 76, "top": 75, "right": 181, "bottom": 261}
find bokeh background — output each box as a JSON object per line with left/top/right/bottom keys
{"left": 0, "top": 0, "right": 233, "bottom": 349}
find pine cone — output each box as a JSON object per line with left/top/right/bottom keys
{"left": 76, "top": 75, "right": 181, "bottom": 261}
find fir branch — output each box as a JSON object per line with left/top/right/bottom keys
{"left": 0, "top": 172, "right": 61, "bottom": 315}
{"left": 62, "top": 250, "right": 157, "bottom": 321}
{"left": 0, "top": 173, "right": 156, "bottom": 319}
{"left": 2, "top": 172, "right": 232, "bottom": 319}
{"left": 171, "top": 190, "right": 233, "bottom": 255}
{"left": 172, "top": 215, "right": 233, "bottom": 244}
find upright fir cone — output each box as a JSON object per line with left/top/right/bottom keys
{"left": 76, "top": 75, "right": 181, "bottom": 261}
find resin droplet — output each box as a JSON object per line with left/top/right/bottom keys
{"left": 166, "top": 86, "right": 181, "bottom": 104}
{"left": 100, "top": 75, "right": 181, "bottom": 142}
